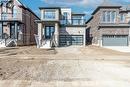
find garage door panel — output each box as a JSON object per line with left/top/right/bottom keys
{"left": 59, "top": 35, "right": 83, "bottom": 46}
{"left": 102, "top": 35, "right": 128, "bottom": 46}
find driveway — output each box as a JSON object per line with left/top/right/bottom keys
{"left": 0, "top": 46, "right": 130, "bottom": 87}
{"left": 103, "top": 46, "right": 130, "bottom": 52}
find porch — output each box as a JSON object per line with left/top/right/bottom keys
{"left": 36, "top": 21, "right": 59, "bottom": 49}
{"left": 0, "top": 21, "right": 23, "bottom": 47}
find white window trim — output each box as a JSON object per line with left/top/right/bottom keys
{"left": 101, "top": 11, "right": 116, "bottom": 23}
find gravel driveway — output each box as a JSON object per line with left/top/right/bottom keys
{"left": 0, "top": 46, "right": 130, "bottom": 87}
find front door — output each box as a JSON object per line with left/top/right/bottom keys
{"left": 10, "top": 24, "right": 15, "bottom": 39}
{"left": 45, "top": 26, "right": 55, "bottom": 39}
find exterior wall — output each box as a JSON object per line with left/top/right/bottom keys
{"left": 87, "top": 7, "right": 130, "bottom": 46}
{"left": 87, "top": 9, "right": 101, "bottom": 46}
{"left": 0, "top": 0, "right": 39, "bottom": 46}
{"left": 3, "top": 25, "right": 10, "bottom": 35}
{"left": 60, "top": 27, "right": 85, "bottom": 35}
{"left": 100, "top": 28, "right": 129, "bottom": 35}
{"left": 21, "top": 8, "right": 39, "bottom": 45}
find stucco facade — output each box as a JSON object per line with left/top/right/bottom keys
{"left": 36, "top": 7, "right": 86, "bottom": 48}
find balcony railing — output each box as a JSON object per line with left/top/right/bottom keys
{"left": 60, "top": 19, "right": 85, "bottom": 25}
{"left": 0, "top": 13, "right": 21, "bottom": 21}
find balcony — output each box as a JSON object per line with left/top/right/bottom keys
{"left": 0, "top": 13, "right": 21, "bottom": 21}
{"left": 60, "top": 19, "right": 86, "bottom": 26}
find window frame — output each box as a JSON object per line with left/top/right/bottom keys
{"left": 120, "top": 13, "right": 125, "bottom": 23}
{"left": 101, "top": 11, "right": 116, "bottom": 23}
{"left": 44, "top": 10, "right": 56, "bottom": 19}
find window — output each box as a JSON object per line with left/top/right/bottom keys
{"left": 107, "top": 11, "right": 111, "bottom": 22}
{"left": 72, "top": 16, "right": 83, "bottom": 25}
{"left": 120, "top": 13, "right": 125, "bottom": 23}
{"left": 63, "top": 12, "right": 68, "bottom": 19}
{"left": 111, "top": 11, "right": 116, "bottom": 22}
{"left": 102, "top": 11, "right": 106, "bottom": 22}
{"left": 102, "top": 11, "right": 116, "bottom": 23}
{"left": 61, "top": 12, "right": 69, "bottom": 25}
{"left": 44, "top": 10, "right": 56, "bottom": 19}
{"left": 13, "top": 6, "right": 17, "bottom": 19}
{"left": 1, "top": 13, "right": 7, "bottom": 20}
{"left": 2, "top": 3, "right": 6, "bottom": 13}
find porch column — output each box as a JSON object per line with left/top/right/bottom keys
{"left": 128, "top": 28, "right": 130, "bottom": 47}
{"left": 14, "top": 22, "right": 18, "bottom": 39}
{"left": 38, "top": 23, "right": 42, "bottom": 47}
{"left": 83, "top": 28, "right": 86, "bottom": 46}
{"left": 0, "top": 22, "right": 2, "bottom": 39}
{"left": 54, "top": 23, "right": 59, "bottom": 46}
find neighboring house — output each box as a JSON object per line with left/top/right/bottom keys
{"left": 36, "top": 7, "right": 86, "bottom": 48}
{"left": 86, "top": 1, "right": 130, "bottom": 47}
{"left": 0, "top": 0, "right": 39, "bottom": 47}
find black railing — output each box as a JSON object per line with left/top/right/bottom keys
{"left": 60, "top": 19, "right": 86, "bottom": 25}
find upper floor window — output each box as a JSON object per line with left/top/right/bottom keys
{"left": 44, "top": 10, "right": 56, "bottom": 19}
{"left": 63, "top": 12, "right": 68, "bottom": 19}
{"left": 120, "top": 13, "right": 125, "bottom": 23}
{"left": 13, "top": 6, "right": 17, "bottom": 19}
{"left": 2, "top": 3, "right": 7, "bottom": 13}
{"left": 102, "top": 11, "right": 116, "bottom": 23}
{"left": 72, "top": 16, "right": 84, "bottom": 25}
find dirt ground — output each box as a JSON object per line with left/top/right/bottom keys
{"left": 0, "top": 45, "right": 130, "bottom": 87}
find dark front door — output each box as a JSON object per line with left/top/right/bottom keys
{"left": 10, "top": 24, "right": 15, "bottom": 39}
{"left": 45, "top": 26, "right": 55, "bottom": 39}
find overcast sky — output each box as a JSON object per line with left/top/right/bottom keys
{"left": 21, "top": 0, "right": 130, "bottom": 19}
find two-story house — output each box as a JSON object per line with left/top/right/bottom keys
{"left": 86, "top": 1, "right": 130, "bottom": 47}
{"left": 36, "top": 7, "right": 86, "bottom": 49}
{"left": 0, "top": 0, "right": 39, "bottom": 47}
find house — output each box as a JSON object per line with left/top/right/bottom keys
{"left": 36, "top": 7, "right": 86, "bottom": 49}
{"left": 0, "top": 0, "right": 39, "bottom": 47}
{"left": 86, "top": 1, "right": 130, "bottom": 47}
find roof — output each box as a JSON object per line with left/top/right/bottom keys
{"left": 92, "top": 1, "right": 121, "bottom": 15}
{"left": 39, "top": 7, "right": 61, "bottom": 10}
{"left": 72, "top": 13, "right": 86, "bottom": 16}
{"left": 18, "top": 0, "right": 40, "bottom": 19}
{"left": 85, "top": 16, "right": 93, "bottom": 24}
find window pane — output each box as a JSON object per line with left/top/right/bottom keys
{"left": 111, "top": 11, "right": 116, "bottom": 23}
{"left": 102, "top": 11, "right": 106, "bottom": 22}
{"left": 107, "top": 11, "right": 111, "bottom": 22}
{"left": 44, "top": 10, "right": 55, "bottom": 19}
{"left": 63, "top": 12, "right": 68, "bottom": 19}
{"left": 120, "top": 14, "right": 125, "bottom": 22}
